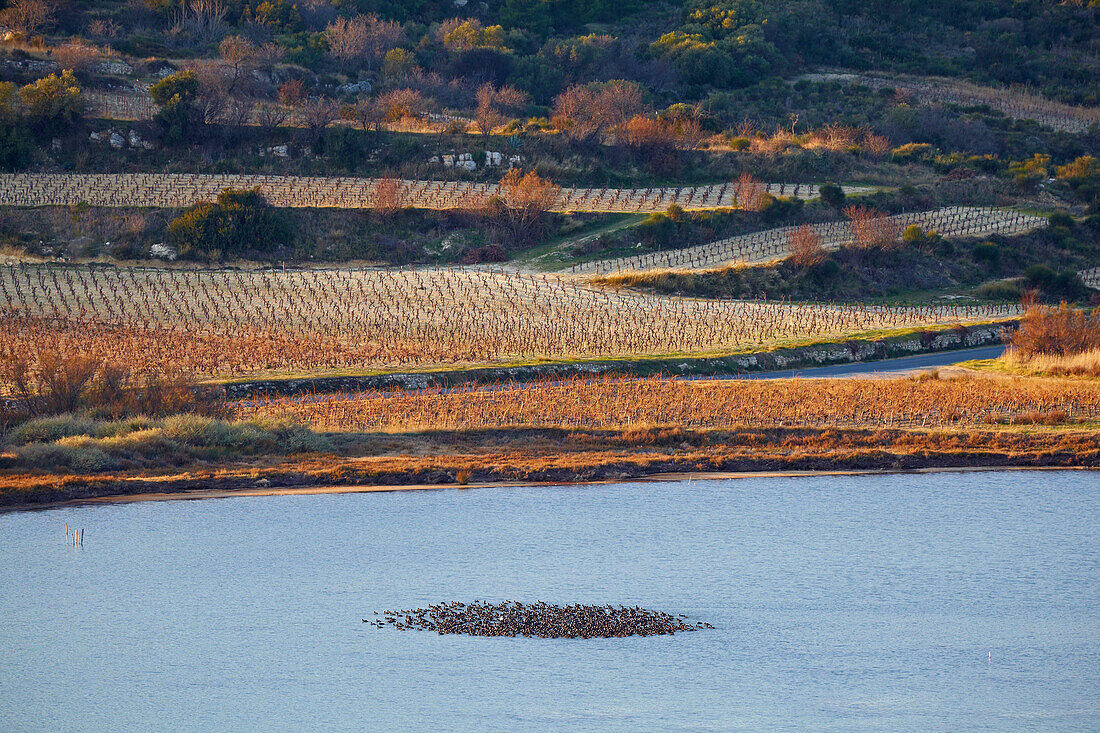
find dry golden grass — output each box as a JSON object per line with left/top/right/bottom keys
{"left": 238, "top": 374, "right": 1100, "bottom": 433}
{"left": 1004, "top": 348, "right": 1100, "bottom": 378}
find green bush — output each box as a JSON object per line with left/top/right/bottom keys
{"left": 9, "top": 415, "right": 100, "bottom": 446}
{"left": 168, "top": 188, "right": 292, "bottom": 259}
{"left": 891, "top": 143, "right": 934, "bottom": 163}
{"left": 974, "top": 280, "right": 1023, "bottom": 301}
{"left": 0, "top": 122, "right": 33, "bottom": 170}
{"left": 972, "top": 241, "right": 1000, "bottom": 267}
{"left": 1048, "top": 211, "right": 1074, "bottom": 229}
{"left": 17, "top": 442, "right": 114, "bottom": 472}
{"left": 818, "top": 183, "right": 845, "bottom": 209}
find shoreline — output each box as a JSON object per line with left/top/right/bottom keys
{"left": 5, "top": 464, "right": 1095, "bottom": 513}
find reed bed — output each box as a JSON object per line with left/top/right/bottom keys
{"left": 0, "top": 264, "right": 1016, "bottom": 383}
{"left": 237, "top": 375, "right": 1100, "bottom": 432}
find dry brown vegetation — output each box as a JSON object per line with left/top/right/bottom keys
{"left": 4, "top": 425, "right": 1099, "bottom": 508}
{"left": 1005, "top": 303, "right": 1100, "bottom": 377}
{"left": 238, "top": 374, "right": 1100, "bottom": 433}
{"left": 844, "top": 205, "right": 902, "bottom": 249}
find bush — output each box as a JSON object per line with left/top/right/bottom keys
{"left": 1023, "top": 265, "right": 1087, "bottom": 301}
{"left": 1048, "top": 211, "right": 1074, "bottom": 229}
{"left": 9, "top": 415, "right": 99, "bottom": 446}
{"left": 974, "top": 280, "right": 1022, "bottom": 301}
{"left": 1012, "top": 303, "right": 1100, "bottom": 357}
{"left": 0, "top": 122, "right": 33, "bottom": 170}
{"left": 818, "top": 183, "right": 845, "bottom": 209}
{"left": 314, "top": 125, "right": 368, "bottom": 164}
{"left": 17, "top": 442, "right": 114, "bottom": 472}
{"left": 972, "top": 241, "right": 1000, "bottom": 266}
{"left": 168, "top": 188, "right": 292, "bottom": 259}
{"left": 891, "top": 143, "right": 934, "bottom": 163}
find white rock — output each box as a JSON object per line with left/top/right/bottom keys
{"left": 150, "top": 243, "right": 177, "bottom": 261}
{"left": 108, "top": 132, "right": 125, "bottom": 149}
{"left": 461, "top": 159, "right": 477, "bottom": 171}
{"left": 443, "top": 154, "right": 455, "bottom": 167}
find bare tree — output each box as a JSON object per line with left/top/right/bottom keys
{"left": 300, "top": 96, "right": 339, "bottom": 137}
{"left": 475, "top": 84, "right": 505, "bottom": 141}
{"left": 169, "top": 0, "right": 227, "bottom": 45}
{"left": 325, "top": 15, "right": 370, "bottom": 63}
{"left": 218, "top": 35, "right": 255, "bottom": 95}
{"left": 376, "top": 88, "right": 428, "bottom": 123}
{"left": 372, "top": 175, "right": 406, "bottom": 218}
{"left": 490, "top": 169, "right": 562, "bottom": 244}
{"left": 787, "top": 225, "right": 827, "bottom": 267}
{"left": 0, "top": 0, "right": 55, "bottom": 37}
{"left": 325, "top": 14, "right": 403, "bottom": 69}
{"left": 845, "top": 205, "right": 901, "bottom": 249}
{"left": 734, "top": 172, "right": 767, "bottom": 212}
{"left": 255, "top": 101, "right": 289, "bottom": 133}
{"left": 183, "top": 61, "right": 230, "bottom": 125}
{"left": 349, "top": 97, "right": 384, "bottom": 132}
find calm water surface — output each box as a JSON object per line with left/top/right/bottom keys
{"left": 1, "top": 470, "right": 1098, "bottom": 731}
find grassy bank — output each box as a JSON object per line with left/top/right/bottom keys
{"left": 3, "top": 424, "right": 1099, "bottom": 510}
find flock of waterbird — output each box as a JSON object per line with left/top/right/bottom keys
{"left": 364, "top": 601, "right": 712, "bottom": 639}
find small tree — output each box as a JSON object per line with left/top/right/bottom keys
{"left": 475, "top": 84, "right": 504, "bottom": 141}
{"left": 787, "top": 225, "right": 827, "bottom": 267}
{"left": 734, "top": 172, "right": 766, "bottom": 212}
{"left": 0, "top": 0, "right": 55, "bottom": 37}
{"left": 19, "top": 71, "right": 83, "bottom": 132}
{"left": 490, "top": 169, "right": 561, "bottom": 245}
{"left": 325, "top": 15, "right": 370, "bottom": 63}
{"left": 218, "top": 35, "right": 255, "bottom": 95}
{"left": 844, "top": 205, "right": 900, "bottom": 249}
{"left": 300, "top": 96, "right": 339, "bottom": 141}
{"left": 150, "top": 71, "right": 200, "bottom": 143}
{"left": 372, "top": 175, "right": 405, "bottom": 218}
{"left": 818, "top": 183, "right": 845, "bottom": 209}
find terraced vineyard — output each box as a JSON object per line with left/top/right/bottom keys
{"left": 573, "top": 207, "right": 1046, "bottom": 274}
{"left": 800, "top": 72, "right": 1100, "bottom": 133}
{"left": 0, "top": 264, "right": 1017, "bottom": 380}
{"left": 0, "top": 174, "right": 871, "bottom": 213}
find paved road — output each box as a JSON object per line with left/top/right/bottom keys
{"left": 727, "top": 344, "right": 1006, "bottom": 380}
{"left": 234, "top": 345, "right": 1008, "bottom": 408}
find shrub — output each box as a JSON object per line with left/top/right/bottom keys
{"left": 168, "top": 188, "right": 292, "bottom": 259}
{"left": 729, "top": 136, "right": 750, "bottom": 150}
{"left": 818, "top": 183, "right": 845, "bottom": 209}
{"left": 9, "top": 415, "right": 99, "bottom": 446}
{"left": 972, "top": 241, "right": 1000, "bottom": 266}
{"left": 0, "top": 122, "right": 33, "bottom": 170}
{"left": 890, "top": 143, "right": 934, "bottom": 163}
{"left": 974, "top": 280, "right": 1022, "bottom": 301}
{"left": 18, "top": 71, "right": 82, "bottom": 133}
{"left": 17, "top": 442, "right": 114, "bottom": 472}
{"left": 1011, "top": 303, "right": 1100, "bottom": 357}
{"left": 1023, "top": 266, "right": 1087, "bottom": 301}
{"left": 1048, "top": 211, "right": 1074, "bottom": 229}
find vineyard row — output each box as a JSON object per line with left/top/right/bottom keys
{"left": 0, "top": 173, "right": 872, "bottom": 213}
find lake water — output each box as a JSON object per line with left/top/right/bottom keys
{"left": 1, "top": 470, "right": 1098, "bottom": 731}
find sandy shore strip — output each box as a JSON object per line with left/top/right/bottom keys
{"left": 6, "top": 465, "right": 1095, "bottom": 513}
